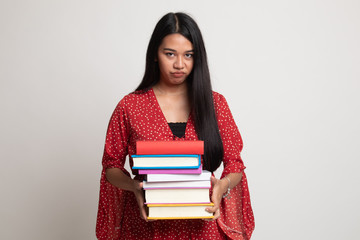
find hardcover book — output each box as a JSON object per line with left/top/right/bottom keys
{"left": 136, "top": 141, "right": 204, "bottom": 155}
{"left": 146, "top": 170, "right": 211, "bottom": 182}
{"left": 143, "top": 180, "right": 211, "bottom": 189}
{"left": 138, "top": 165, "right": 202, "bottom": 175}
{"left": 131, "top": 154, "right": 201, "bottom": 169}
{"left": 144, "top": 188, "right": 211, "bottom": 204}
{"left": 147, "top": 203, "right": 214, "bottom": 220}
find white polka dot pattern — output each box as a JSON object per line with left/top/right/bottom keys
{"left": 96, "top": 88, "right": 254, "bottom": 239}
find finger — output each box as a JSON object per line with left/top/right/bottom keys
{"left": 139, "top": 205, "right": 148, "bottom": 221}
{"left": 204, "top": 207, "right": 220, "bottom": 221}
{"left": 212, "top": 208, "right": 220, "bottom": 220}
{"left": 205, "top": 205, "right": 219, "bottom": 214}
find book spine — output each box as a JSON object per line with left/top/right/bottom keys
{"left": 143, "top": 187, "right": 210, "bottom": 190}
{"left": 131, "top": 155, "right": 201, "bottom": 169}
{"left": 145, "top": 202, "right": 212, "bottom": 205}
{"left": 136, "top": 141, "right": 204, "bottom": 155}
{"left": 146, "top": 177, "right": 208, "bottom": 182}
{"left": 131, "top": 154, "right": 199, "bottom": 158}
{"left": 147, "top": 203, "right": 214, "bottom": 207}
{"left": 147, "top": 216, "right": 214, "bottom": 220}
{"left": 138, "top": 165, "right": 202, "bottom": 174}
{"left": 132, "top": 165, "right": 200, "bottom": 170}
{"left": 145, "top": 171, "right": 211, "bottom": 182}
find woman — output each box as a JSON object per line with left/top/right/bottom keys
{"left": 96, "top": 12, "right": 254, "bottom": 239}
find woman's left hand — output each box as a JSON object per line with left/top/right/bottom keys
{"left": 205, "top": 176, "right": 227, "bottom": 221}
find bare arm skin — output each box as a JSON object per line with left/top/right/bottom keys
{"left": 206, "top": 172, "right": 243, "bottom": 220}
{"left": 105, "top": 168, "right": 148, "bottom": 221}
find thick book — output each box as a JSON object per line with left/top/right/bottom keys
{"left": 131, "top": 155, "right": 200, "bottom": 169}
{"left": 146, "top": 170, "right": 211, "bottom": 182}
{"left": 143, "top": 180, "right": 211, "bottom": 189}
{"left": 144, "top": 188, "right": 211, "bottom": 204}
{"left": 138, "top": 165, "right": 202, "bottom": 175}
{"left": 136, "top": 141, "right": 204, "bottom": 155}
{"left": 147, "top": 203, "right": 214, "bottom": 220}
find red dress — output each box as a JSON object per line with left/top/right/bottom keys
{"left": 96, "top": 89, "right": 255, "bottom": 239}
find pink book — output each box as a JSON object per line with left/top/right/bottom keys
{"left": 145, "top": 202, "right": 211, "bottom": 205}
{"left": 138, "top": 165, "right": 202, "bottom": 175}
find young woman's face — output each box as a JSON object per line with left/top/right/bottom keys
{"left": 157, "top": 33, "right": 194, "bottom": 86}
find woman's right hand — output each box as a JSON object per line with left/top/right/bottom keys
{"left": 132, "top": 180, "right": 148, "bottom": 221}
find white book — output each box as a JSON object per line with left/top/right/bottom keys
{"left": 146, "top": 170, "right": 211, "bottom": 182}
{"left": 143, "top": 180, "right": 211, "bottom": 189}
{"left": 145, "top": 188, "right": 210, "bottom": 204}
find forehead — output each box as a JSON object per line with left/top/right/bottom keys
{"left": 159, "top": 33, "right": 193, "bottom": 50}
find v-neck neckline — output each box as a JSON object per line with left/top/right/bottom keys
{"left": 149, "top": 87, "right": 191, "bottom": 139}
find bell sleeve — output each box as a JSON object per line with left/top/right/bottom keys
{"left": 102, "top": 98, "right": 130, "bottom": 172}
{"left": 214, "top": 93, "right": 255, "bottom": 240}
{"left": 96, "top": 98, "right": 131, "bottom": 239}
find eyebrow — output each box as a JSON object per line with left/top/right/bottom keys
{"left": 163, "top": 48, "right": 194, "bottom": 53}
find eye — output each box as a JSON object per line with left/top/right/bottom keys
{"left": 165, "top": 52, "right": 175, "bottom": 57}
{"left": 185, "top": 53, "right": 193, "bottom": 58}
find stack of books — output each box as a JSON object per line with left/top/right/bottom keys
{"left": 131, "top": 141, "right": 214, "bottom": 220}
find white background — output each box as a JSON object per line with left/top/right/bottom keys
{"left": 1, "top": 0, "right": 359, "bottom": 239}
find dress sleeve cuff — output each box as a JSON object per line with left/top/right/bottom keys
{"left": 221, "top": 161, "right": 246, "bottom": 177}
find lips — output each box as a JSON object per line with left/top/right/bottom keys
{"left": 171, "top": 72, "right": 185, "bottom": 78}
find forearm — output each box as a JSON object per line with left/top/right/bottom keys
{"left": 105, "top": 168, "right": 138, "bottom": 192}
{"left": 218, "top": 172, "right": 242, "bottom": 194}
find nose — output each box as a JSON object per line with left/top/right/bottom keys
{"left": 174, "top": 56, "right": 185, "bottom": 69}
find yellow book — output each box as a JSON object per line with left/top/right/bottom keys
{"left": 147, "top": 203, "right": 214, "bottom": 220}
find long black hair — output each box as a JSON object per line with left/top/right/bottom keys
{"left": 136, "top": 12, "right": 224, "bottom": 172}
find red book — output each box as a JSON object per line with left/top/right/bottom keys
{"left": 136, "top": 141, "right": 204, "bottom": 155}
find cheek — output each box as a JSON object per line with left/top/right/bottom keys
{"left": 188, "top": 61, "right": 194, "bottom": 72}
{"left": 158, "top": 61, "right": 170, "bottom": 74}
{"left": 157, "top": 58, "right": 165, "bottom": 69}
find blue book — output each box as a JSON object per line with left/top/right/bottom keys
{"left": 131, "top": 154, "right": 201, "bottom": 169}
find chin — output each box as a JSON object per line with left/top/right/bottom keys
{"left": 170, "top": 77, "right": 187, "bottom": 85}
{"left": 171, "top": 80, "right": 186, "bottom": 86}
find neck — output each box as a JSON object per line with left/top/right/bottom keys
{"left": 153, "top": 81, "right": 188, "bottom": 96}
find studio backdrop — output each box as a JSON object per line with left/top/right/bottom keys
{"left": 1, "top": 0, "right": 359, "bottom": 239}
